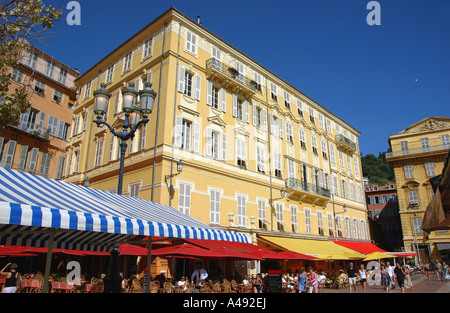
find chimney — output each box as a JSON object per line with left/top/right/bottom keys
{"left": 197, "top": 16, "right": 201, "bottom": 25}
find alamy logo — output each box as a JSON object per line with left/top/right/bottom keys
{"left": 366, "top": 1, "right": 381, "bottom": 26}
{"left": 66, "top": 1, "right": 81, "bottom": 26}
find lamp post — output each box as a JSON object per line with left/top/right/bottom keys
{"left": 93, "top": 81, "right": 157, "bottom": 195}
{"left": 165, "top": 159, "right": 183, "bottom": 204}
{"left": 269, "top": 188, "right": 287, "bottom": 231}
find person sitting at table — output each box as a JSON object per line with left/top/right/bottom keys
{"left": 176, "top": 276, "right": 188, "bottom": 291}
{"left": 191, "top": 265, "right": 208, "bottom": 285}
{"left": 1, "top": 263, "right": 21, "bottom": 293}
{"left": 242, "top": 275, "right": 250, "bottom": 285}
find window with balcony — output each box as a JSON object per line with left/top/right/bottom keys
{"left": 421, "top": 138, "right": 430, "bottom": 152}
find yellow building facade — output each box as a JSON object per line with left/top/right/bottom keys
{"left": 64, "top": 8, "right": 369, "bottom": 260}
{"left": 387, "top": 117, "right": 450, "bottom": 263}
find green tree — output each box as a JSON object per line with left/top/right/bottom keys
{"left": 0, "top": 0, "right": 62, "bottom": 131}
{"left": 361, "top": 152, "right": 395, "bottom": 185}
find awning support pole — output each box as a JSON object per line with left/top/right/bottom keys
{"left": 144, "top": 237, "right": 153, "bottom": 293}
{"left": 43, "top": 230, "right": 55, "bottom": 293}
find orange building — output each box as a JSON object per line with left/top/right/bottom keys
{"left": 0, "top": 46, "right": 79, "bottom": 179}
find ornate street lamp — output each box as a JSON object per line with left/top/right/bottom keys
{"left": 93, "top": 81, "right": 157, "bottom": 195}
{"left": 165, "top": 159, "right": 184, "bottom": 199}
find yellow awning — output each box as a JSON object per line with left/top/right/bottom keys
{"left": 259, "top": 236, "right": 366, "bottom": 260}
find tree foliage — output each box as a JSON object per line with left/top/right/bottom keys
{"left": 0, "top": 0, "right": 62, "bottom": 131}
{"left": 361, "top": 152, "right": 395, "bottom": 186}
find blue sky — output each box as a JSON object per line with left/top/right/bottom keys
{"left": 36, "top": 0, "right": 450, "bottom": 156}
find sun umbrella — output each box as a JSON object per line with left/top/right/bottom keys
{"left": 363, "top": 252, "right": 396, "bottom": 261}
{"left": 152, "top": 243, "right": 243, "bottom": 259}
{"left": 117, "top": 244, "right": 149, "bottom": 256}
{"left": 263, "top": 250, "right": 317, "bottom": 261}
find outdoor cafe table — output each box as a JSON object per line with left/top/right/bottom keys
{"left": 84, "top": 284, "right": 104, "bottom": 293}
{"left": 20, "top": 280, "right": 42, "bottom": 293}
{"left": 51, "top": 282, "right": 74, "bottom": 293}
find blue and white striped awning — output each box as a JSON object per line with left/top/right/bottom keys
{"left": 0, "top": 168, "right": 250, "bottom": 251}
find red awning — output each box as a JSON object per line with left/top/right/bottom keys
{"left": 152, "top": 243, "right": 235, "bottom": 259}
{"left": 332, "top": 241, "right": 388, "bottom": 255}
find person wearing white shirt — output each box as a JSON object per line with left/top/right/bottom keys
{"left": 191, "top": 265, "right": 208, "bottom": 285}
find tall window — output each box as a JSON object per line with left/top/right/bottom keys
{"left": 274, "top": 153, "right": 282, "bottom": 179}
{"left": 276, "top": 203, "right": 284, "bottom": 231}
{"left": 38, "top": 152, "right": 51, "bottom": 176}
{"left": 143, "top": 37, "right": 153, "bottom": 58}
{"left": 256, "top": 146, "right": 266, "bottom": 174}
{"left": 408, "top": 190, "right": 418, "bottom": 206}
{"left": 129, "top": 183, "right": 140, "bottom": 198}
{"left": 179, "top": 183, "right": 191, "bottom": 215}
{"left": 237, "top": 195, "right": 246, "bottom": 227}
{"left": 442, "top": 135, "right": 450, "bottom": 148}
{"left": 258, "top": 200, "right": 267, "bottom": 230}
{"left": 123, "top": 52, "right": 132, "bottom": 72}
{"left": 45, "top": 61, "right": 54, "bottom": 78}
{"left": 181, "top": 120, "right": 191, "bottom": 150}
{"left": 210, "top": 190, "right": 220, "bottom": 224}
{"left": 425, "top": 162, "right": 435, "bottom": 176}
{"left": 58, "top": 68, "right": 67, "bottom": 84}
{"left": 291, "top": 206, "right": 298, "bottom": 233}
{"left": 421, "top": 138, "right": 430, "bottom": 152}
{"left": 185, "top": 31, "right": 197, "bottom": 54}
{"left": 94, "top": 139, "right": 104, "bottom": 167}
{"left": 317, "top": 210, "right": 324, "bottom": 235}
{"left": 236, "top": 139, "right": 246, "bottom": 168}
{"left": 106, "top": 65, "right": 114, "bottom": 83}
{"left": 305, "top": 208, "right": 311, "bottom": 234}
{"left": 404, "top": 164, "right": 414, "bottom": 179}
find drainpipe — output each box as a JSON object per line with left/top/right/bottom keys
{"left": 151, "top": 22, "right": 168, "bottom": 201}
{"left": 169, "top": 21, "right": 182, "bottom": 207}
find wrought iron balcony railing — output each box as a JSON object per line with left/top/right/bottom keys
{"left": 336, "top": 134, "right": 357, "bottom": 152}
{"left": 285, "top": 177, "right": 331, "bottom": 198}
{"left": 386, "top": 144, "right": 450, "bottom": 159}
{"left": 206, "top": 58, "right": 260, "bottom": 93}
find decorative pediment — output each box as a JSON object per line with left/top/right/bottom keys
{"left": 400, "top": 117, "right": 450, "bottom": 134}
{"left": 234, "top": 126, "right": 249, "bottom": 137}
{"left": 207, "top": 115, "right": 226, "bottom": 128}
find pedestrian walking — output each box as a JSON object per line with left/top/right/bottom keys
{"left": 442, "top": 261, "right": 449, "bottom": 282}
{"left": 346, "top": 262, "right": 357, "bottom": 293}
{"left": 424, "top": 262, "right": 431, "bottom": 281}
{"left": 306, "top": 266, "right": 318, "bottom": 293}
{"left": 297, "top": 267, "right": 307, "bottom": 293}
{"left": 385, "top": 261, "right": 395, "bottom": 289}
{"left": 394, "top": 263, "right": 406, "bottom": 293}
{"left": 380, "top": 265, "right": 390, "bottom": 293}
{"left": 357, "top": 264, "right": 368, "bottom": 293}
{"left": 402, "top": 264, "right": 414, "bottom": 292}
{"left": 434, "top": 261, "right": 443, "bottom": 281}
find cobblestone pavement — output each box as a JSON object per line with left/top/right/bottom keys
{"left": 320, "top": 273, "right": 450, "bottom": 293}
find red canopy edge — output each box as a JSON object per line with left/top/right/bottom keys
{"left": 332, "top": 240, "right": 388, "bottom": 255}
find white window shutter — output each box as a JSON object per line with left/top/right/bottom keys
{"left": 206, "top": 127, "right": 212, "bottom": 157}
{"left": 195, "top": 75, "right": 201, "bottom": 100}
{"left": 232, "top": 94, "right": 237, "bottom": 117}
{"left": 221, "top": 88, "right": 226, "bottom": 112}
{"left": 178, "top": 67, "right": 185, "bottom": 92}
{"left": 221, "top": 132, "right": 227, "bottom": 161}
{"left": 18, "top": 145, "right": 28, "bottom": 170}
{"left": 28, "top": 147, "right": 39, "bottom": 172}
{"left": 57, "top": 120, "right": 65, "bottom": 139}
{"left": 279, "top": 118, "right": 284, "bottom": 138}
{"left": 175, "top": 116, "right": 182, "bottom": 147}
{"left": 252, "top": 104, "right": 257, "bottom": 126}
{"left": 270, "top": 114, "right": 275, "bottom": 135}
{"left": 245, "top": 100, "right": 249, "bottom": 123}
{"left": 193, "top": 122, "right": 200, "bottom": 153}
{"left": 4, "top": 140, "right": 17, "bottom": 169}
{"left": 206, "top": 80, "right": 212, "bottom": 106}
{"left": 263, "top": 110, "right": 267, "bottom": 131}
{"left": 37, "top": 112, "right": 46, "bottom": 134}
{"left": 19, "top": 110, "right": 29, "bottom": 131}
